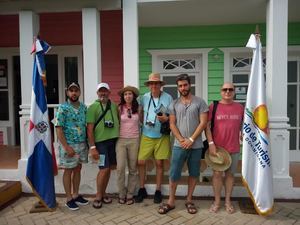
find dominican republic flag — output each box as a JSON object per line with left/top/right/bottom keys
{"left": 26, "top": 38, "right": 57, "bottom": 210}
{"left": 242, "top": 34, "right": 274, "bottom": 216}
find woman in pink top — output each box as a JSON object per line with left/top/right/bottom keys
{"left": 116, "top": 86, "right": 140, "bottom": 205}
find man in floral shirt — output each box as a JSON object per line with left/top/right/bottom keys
{"left": 55, "top": 82, "right": 89, "bottom": 210}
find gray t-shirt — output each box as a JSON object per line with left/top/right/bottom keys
{"left": 169, "top": 95, "right": 208, "bottom": 149}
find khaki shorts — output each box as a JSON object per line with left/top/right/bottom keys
{"left": 138, "top": 134, "right": 171, "bottom": 160}
{"left": 226, "top": 153, "right": 240, "bottom": 175}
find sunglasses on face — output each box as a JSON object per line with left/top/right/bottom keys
{"left": 221, "top": 88, "right": 234, "bottom": 92}
{"left": 127, "top": 109, "right": 132, "bottom": 118}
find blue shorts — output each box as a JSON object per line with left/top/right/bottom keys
{"left": 169, "top": 146, "right": 202, "bottom": 182}
{"left": 95, "top": 138, "right": 117, "bottom": 169}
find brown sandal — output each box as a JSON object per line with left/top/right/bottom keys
{"left": 209, "top": 203, "right": 220, "bottom": 213}
{"left": 102, "top": 196, "right": 112, "bottom": 204}
{"left": 118, "top": 197, "right": 126, "bottom": 204}
{"left": 92, "top": 199, "right": 102, "bottom": 209}
{"left": 185, "top": 202, "right": 197, "bottom": 214}
{"left": 126, "top": 198, "right": 134, "bottom": 205}
{"left": 158, "top": 203, "right": 175, "bottom": 214}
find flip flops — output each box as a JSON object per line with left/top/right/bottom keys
{"left": 225, "top": 203, "right": 235, "bottom": 214}
{"left": 102, "top": 196, "right": 112, "bottom": 204}
{"left": 92, "top": 199, "right": 102, "bottom": 209}
{"left": 209, "top": 203, "right": 221, "bottom": 213}
{"left": 185, "top": 202, "right": 197, "bottom": 214}
{"left": 158, "top": 203, "right": 175, "bottom": 214}
{"left": 126, "top": 198, "right": 134, "bottom": 205}
{"left": 118, "top": 197, "right": 126, "bottom": 204}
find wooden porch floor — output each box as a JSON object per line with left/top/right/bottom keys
{"left": 0, "top": 145, "right": 299, "bottom": 187}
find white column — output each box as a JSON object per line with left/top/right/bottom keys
{"left": 19, "top": 11, "right": 39, "bottom": 108}
{"left": 18, "top": 11, "right": 40, "bottom": 192}
{"left": 266, "top": 0, "right": 294, "bottom": 198}
{"left": 82, "top": 8, "right": 101, "bottom": 105}
{"left": 19, "top": 11, "right": 39, "bottom": 159}
{"left": 123, "top": 0, "right": 139, "bottom": 87}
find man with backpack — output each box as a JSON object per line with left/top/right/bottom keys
{"left": 205, "top": 82, "right": 244, "bottom": 214}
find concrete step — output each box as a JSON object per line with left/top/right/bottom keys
{"left": 0, "top": 180, "right": 22, "bottom": 209}
{"left": 144, "top": 174, "right": 244, "bottom": 186}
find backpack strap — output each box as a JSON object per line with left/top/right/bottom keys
{"left": 210, "top": 100, "right": 219, "bottom": 134}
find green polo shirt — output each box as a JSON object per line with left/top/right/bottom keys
{"left": 86, "top": 100, "right": 119, "bottom": 142}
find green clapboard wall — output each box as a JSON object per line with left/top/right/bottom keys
{"left": 139, "top": 22, "right": 300, "bottom": 103}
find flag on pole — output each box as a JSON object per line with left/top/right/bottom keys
{"left": 242, "top": 34, "right": 273, "bottom": 216}
{"left": 26, "top": 38, "right": 57, "bottom": 210}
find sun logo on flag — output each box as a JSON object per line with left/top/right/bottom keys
{"left": 35, "top": 121, "right": 49, "bottom": 134}
{"left": 253, "top": 104, "right": 269, "bottom": 134}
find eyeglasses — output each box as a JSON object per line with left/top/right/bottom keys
{"left": 127, "top": 109, "right": 132, "bottom": 118}
{"left": 221, "top": 88, "right": 234, "bottom": 92}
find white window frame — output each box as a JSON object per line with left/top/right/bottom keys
{"left": 287, "top": 47, "right": 300, "bottom": 160}
{"left": 0, "top": 47, "right": 19, "bottom": 145}
{"left": 48, "top": 46, "right": 83, "bottom": 103}
{"left": 148, "top": 48, "right": 211, "bottom": 101}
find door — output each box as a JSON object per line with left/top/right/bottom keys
{"left": 155, "top": 54, "right": 202, "bottom": 99}
{"left": 288, "top": 58, "right": 300, "bottom": 161}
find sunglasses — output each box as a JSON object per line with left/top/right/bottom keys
{"left": 127, "top": 108, "right": 132, "bottom": 118}
{"left": 221, "top": 88, "right": 234, "bottom": 92}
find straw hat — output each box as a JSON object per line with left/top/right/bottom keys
{"left": 144, "top": 73, "right": 165, "bottom": 86}
{"left": 205, "top": 146, "right": 232, "bottom": 171}
{"left": 118, "top": 86, "right": 139, "bottom": 97}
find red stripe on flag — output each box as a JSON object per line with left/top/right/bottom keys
{"left": 29, "top": 120, "right": 35, "bottom": 132}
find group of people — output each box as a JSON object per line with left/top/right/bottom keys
{"left": 55, "top": 72, "right": 243, "bottom": 215}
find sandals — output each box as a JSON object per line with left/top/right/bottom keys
{"left": 118, "top": 198, "right": 126, "bottom": 204}
{"left": 126, "top": 198, "right": 134, "bottom": 205}
{"left": 102, "top": 196, "right": 112, "bottom": 204}
{"left": 92, "top": 199, "right": 102, "bottom": 209}
{"left": 158, "top": 203, "right": 175, "bottom": 214}
{"left": 209, "top": 203, "right": 220, "bottom": 213}
{"left": 185, "top": 202, "right": 197, "bottom": 214}
{"left": 225, "top": 203, "right": 235, "bottom": 214}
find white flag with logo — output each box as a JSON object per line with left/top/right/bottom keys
{"left": 242, "top": 34, "right": 273, "bottom": 216}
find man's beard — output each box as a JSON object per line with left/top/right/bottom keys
{"left": 99, "top": 95, "right": 108, "bottom": 102}
{"left": 69, "top": 96, "right": 79, "bottom": 102}
{"left": 179, "top": 89, "right": 190, "bottom": 97}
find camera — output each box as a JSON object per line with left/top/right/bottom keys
{"left": 146, "top": 120, "right": 155, "bottom": 127}
{"left": 104, "top": 120, "right": 114, "bottom": 128}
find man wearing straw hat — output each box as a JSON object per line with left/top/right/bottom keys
{"left": 135, "top": 73, "right": 173, "bottom": 204}
{"left": 158, "top": 74, "right": 208, "bottom": 214}
{"left": 205, "top": 82, "right": 244, "bottom": 214}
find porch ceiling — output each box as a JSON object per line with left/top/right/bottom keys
{"left": 138, "top": 0, "right": 300, "bottom": 27}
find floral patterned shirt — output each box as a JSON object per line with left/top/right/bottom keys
{"left": 55, "top": 101, "right": 87, "bottom": 144}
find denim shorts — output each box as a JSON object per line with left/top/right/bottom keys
{"left": 95, "top": 138, "right": 117, "bottom": 169}
{"left": 169, "top": 146, "right": 202, "bottom": 182}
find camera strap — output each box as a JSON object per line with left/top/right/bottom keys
{"left": 94, "top": 100, "right": 111, "bottom": 130}
{"left": 145, "top": 93, "right": 161, "bottom": 125}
